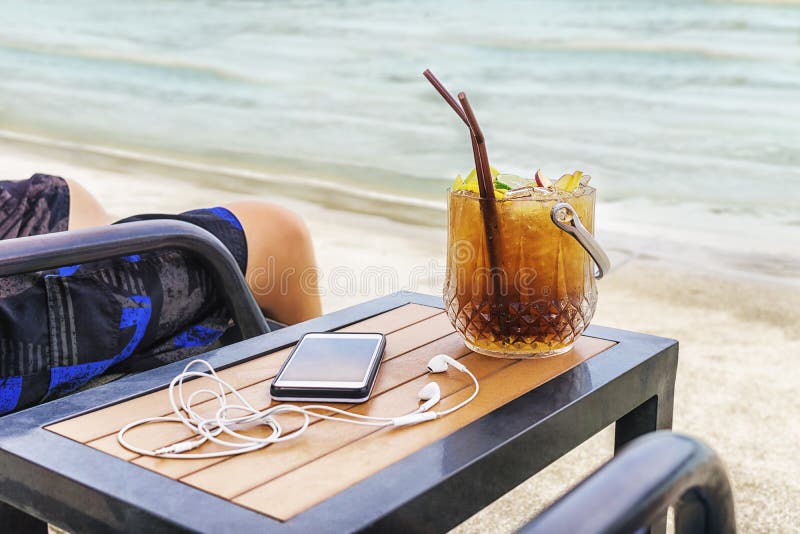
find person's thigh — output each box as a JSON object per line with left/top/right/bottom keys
{"left": 223, "top": 200, "right": 321, "bottom": 324}
{"left": 64, "top": 178, "right": 112, "bottom": 230}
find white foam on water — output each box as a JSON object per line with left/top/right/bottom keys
{"left": 0, "top": 129, "right": 445, "bottom": 215}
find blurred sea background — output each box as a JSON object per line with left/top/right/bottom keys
{"left": 1, "top": 0, "right": 799, "bottom": 285}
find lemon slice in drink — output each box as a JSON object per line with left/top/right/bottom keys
{"left": 452, "top": 174, "right": 480, "bottom": 194}
{"left": 554, "top": 170, "right": 583, "bottom": 192}
{"left": 464, "top": 166, "right": 501, "bottom": 182}
{"left": 453, "top": 168, "right": 504, "bottom": 198}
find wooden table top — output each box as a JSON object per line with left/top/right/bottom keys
{"left": 46, "top": 302, "right": 615, "bottom": 522}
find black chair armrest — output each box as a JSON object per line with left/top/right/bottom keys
{"left": 0, "top": 220, "right": 269, "bottom": 339}
{"left": 520, "top": 431, "right": 736, "bottom": 534}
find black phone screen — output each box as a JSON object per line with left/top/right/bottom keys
{"left": 278, "top": 334, "right": 383, "bottom": 384}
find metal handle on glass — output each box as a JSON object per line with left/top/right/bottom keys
{"left": 550, "top": 202, "right": 611, "bottom": 279}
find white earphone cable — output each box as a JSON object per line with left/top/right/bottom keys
{"left": 436, "top": 368, "right": 480, "bottom": 416}
{"left": 117, "top": 355, "right": 478, "bottom": 459}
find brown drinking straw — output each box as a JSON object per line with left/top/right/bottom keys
{"left": 457, "top": 92, "right": 506, "bottom": 320}
{"left": 458, "top": 93, "right": 495, "bottom": 204}
{"left": 422, "top": 71, "right": 496, "bottom": 213}
{"left": 423, "top": 70, "right": 505, "bottom": 326}
{"left": 423, "top": 70, "right": 480, "bottom": 169}
{"left": 422, "top": 70, "right": 490, "bottom": 199}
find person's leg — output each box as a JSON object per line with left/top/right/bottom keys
{"left": 61, "top": 180, "right": 321, "bottom": 324}
{"left": 64, "top": 178, "right": 113, "bottom": 230}
{"left": 223, "top": 200, "right": 322, "bottom": 324}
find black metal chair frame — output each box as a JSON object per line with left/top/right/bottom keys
{"left": 521, "top": 431, "right": 736, "bottom": 534}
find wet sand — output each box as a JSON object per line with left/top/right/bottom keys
{"left": 4, "top": 139, "right": 798, "bottom": 533}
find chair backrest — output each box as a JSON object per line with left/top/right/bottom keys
{"left": 521, "top": 431, "right": 736, "bottom": 534}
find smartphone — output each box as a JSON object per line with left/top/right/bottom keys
{"left": 270, "top": 332, "right": 386, "bottom": 403}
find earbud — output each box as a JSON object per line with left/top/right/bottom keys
{"left": 427, "top": 354, "right": 449, "bottom": 373}
{"left": 427, "top": 354, "right": 467, "bottom": 373}
{"left": 417, "top": 382, "right": 440, "bottom": 401}
{"left": 416, "top": 382, "right": 441, "bottom": 413}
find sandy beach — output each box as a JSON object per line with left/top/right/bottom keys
{"left": 3, "top": 137, "right": 798, "bottom": 533}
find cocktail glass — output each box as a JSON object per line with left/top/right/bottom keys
{"left": 444, "top": 185, "right": 609, "bottom": 359}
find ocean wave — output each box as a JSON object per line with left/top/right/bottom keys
{"left": 0, "top": 129, "right": 445, "bottom": 220}
{"left": 0, "top": 37, "right": 262, "bottom": 85}
{"left": 722, "top": 0, "right": 800, "bottom": 5}
{"left": 467, "top": 37, "right": 796, "bottom": 63}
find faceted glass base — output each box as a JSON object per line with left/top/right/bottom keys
{"left": 465, "top": 339, "right": 574, "bottom": 359}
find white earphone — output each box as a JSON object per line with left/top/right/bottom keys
{"left": 117, "top": 353, "right": 479, "bottom": 459}
{"left": 416, "top": 382, "right": 441, "bottom": 413}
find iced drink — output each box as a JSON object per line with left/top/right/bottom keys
{"left": 420, "top": 69, "right": 608, "bottom": 358}
{"left": 444, "top": 174, "right": 600, "bottom": 358}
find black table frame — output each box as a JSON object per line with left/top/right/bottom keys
{"left": 0, "top": 292, "right": 678, "bottom": 533}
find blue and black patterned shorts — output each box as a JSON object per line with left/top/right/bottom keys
{"left": 0, "top": 174, "right": 249, "bottom": 414}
